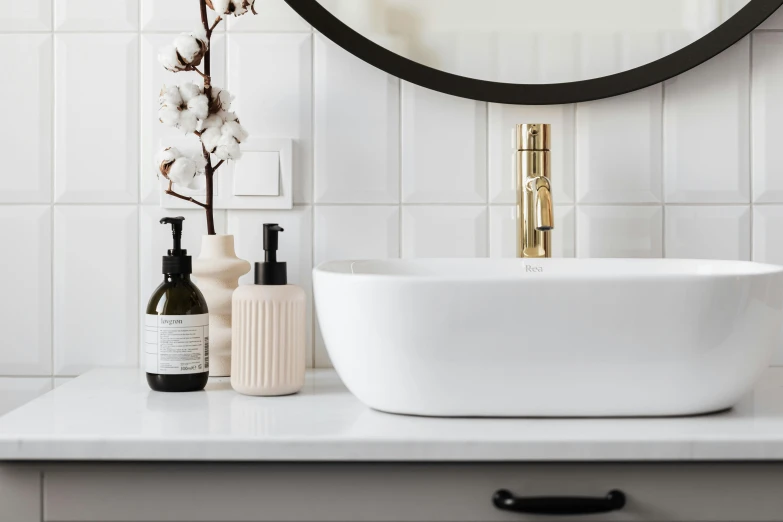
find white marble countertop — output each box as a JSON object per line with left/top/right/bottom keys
{"left": 1, "top": 368, "right": 783, "bottom": 462}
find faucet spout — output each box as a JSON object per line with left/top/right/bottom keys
{"left": 516, "top": 123, "right": 553, "bottom": 258}
{"left": 531, "top": 177, "right": 553, "bottom": 231}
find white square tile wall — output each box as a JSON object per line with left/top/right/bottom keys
{"left": 576, "top": 86, "right": 662, "bottom": 204}
{"left": 2, "top": 1, "right": 783, "bottom": 393}
{"left": 665, "top": 206, "right": 751, "bottom": 261}
{"left": 752, "top": 31, "right": 783, "bottom": 203}
{"left": 401, "top": 83, "right": 487, "bottom": 204}
{"left": 0, "top": 34, "right": 52, "bottom": 203}
{"left": 55, "top": 0, "right": 138, "bottom": 31}
{"left": 663, "top": 37, "right": 750, "bottom": 203}
{"left": 0, "top": 0, "right": 51, "bottom": 31}
{"left": 55, "top": 34, "right": 139, "bottom": 204}
{"left": 0, "top": 207, "right": 52, "bottom": 376}
{"left": 402, "top": 206, "right": 488, "bottom": 258}
{"left": 141, "top": 0, "right": 212, "bottom": 32}
{"left": 577, "top": 206, "right": 663, "bottom": 258}
{"left": 54, "top": 206, "right": 139, "bottom": 376}
{"left": 314, "top": 35, "right": 400, "bottom": 204}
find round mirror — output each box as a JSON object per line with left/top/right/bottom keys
{"left": 284, "top": 0, "right": 783, "bottom": 104}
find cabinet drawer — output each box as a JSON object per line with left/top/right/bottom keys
{"left": 42, "top": 462, "right": 783, "bottom": 522}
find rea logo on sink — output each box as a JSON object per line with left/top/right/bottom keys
{"left": 525, "top": 265, "right": 543, "bottom": 273}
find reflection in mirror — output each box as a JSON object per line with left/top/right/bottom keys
{"left": 318, "top": 0, "right": 751, "bottom": 84}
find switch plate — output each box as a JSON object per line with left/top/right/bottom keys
{"left": 162, "top": 137, "right": 294, "bottom": 210}
{"left": 233, "top": 151, "right": 280, "bottom": 196}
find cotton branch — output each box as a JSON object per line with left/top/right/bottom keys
{"left": 208, "top": 16, "right": 222, "bottom": 36}
{"left": 166, "top": 181, "right": 208, "bottom": 209}
{"left": 155, "top": 0, "right": 255, "bottom": 235}
{"left": 186, "top": 66, "right": 208, "bottom": 80}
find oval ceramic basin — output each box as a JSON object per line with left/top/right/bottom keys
{"left": 313, "top": 259, "right": 783, "bottom": 417}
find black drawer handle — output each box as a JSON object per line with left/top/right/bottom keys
{"left": 492, "top": 488, "right": 626, "bottom": 516}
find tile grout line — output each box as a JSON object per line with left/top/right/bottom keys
{"left": 49, "top": 6, "right": 55, "bottom": 380}
{"left": 136, "top": 0, "right": 142, "bottom": 370}
{"left": 749, "top": 35, "right": 756, "bottom": 256}
{"left": 310, "top": 28, "right": 316, "bottom": 368}
{"left": 398, "top": 78, "right": 403, "bottom": 260}
{"left": 5, "top": 201, "right": 783, "bottom": 208}
{"left": 485, "top": 101, "right": 490, "bottom": 258}
{"left": 572, "top": 104, "right": 578, "bottom": 258}
{"left": 661, "top": 80, "right": 667, "bottom": 259}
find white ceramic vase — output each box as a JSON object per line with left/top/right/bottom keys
{"left": 193, "top": 235, "right": 251, "bottom": 377}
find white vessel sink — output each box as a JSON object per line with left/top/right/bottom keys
{"left": 313, "top": 259, "right": 783, "bottom": 417}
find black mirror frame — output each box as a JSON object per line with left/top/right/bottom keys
{"left": 284, "top": 0, "right": 783, "bottom": 104}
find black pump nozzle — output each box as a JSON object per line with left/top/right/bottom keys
{"left": 159, "top": 216, "right": 191, "bottom": 275}
{"left": 264, "top": 224, "right": 284, "bottom": 263}
{"left": 255, "top": 223, "right": 287, "bottom": 285}
{"left": 160, "top": 216, "right": 185, "bottom": 255}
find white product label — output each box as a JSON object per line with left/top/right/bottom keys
{"left": 144, "top": 314, "right": 209, "bottom": 375}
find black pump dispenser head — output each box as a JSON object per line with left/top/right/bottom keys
{"left": 255, "top": 224, "right": 287, "bottom": 285}
{"left": 160, "top": 216, "right": 192, "bottom": 275}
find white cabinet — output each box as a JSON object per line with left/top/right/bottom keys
{"left": 3, "top": 462, "right": 779, "bottom": 522}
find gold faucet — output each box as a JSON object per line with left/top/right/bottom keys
{"left": 516, "top": 123, "right": 554, "bottom": 258}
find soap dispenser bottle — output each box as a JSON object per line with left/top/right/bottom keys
{"left": 145, "top": 217, "right": 210, "bottom": 392}
{"left": 231, "top": 224, "right": 306, "bottom": 396}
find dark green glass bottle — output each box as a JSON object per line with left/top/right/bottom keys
{"left": 145, "top": 217, "right": 209, "bottom": 392}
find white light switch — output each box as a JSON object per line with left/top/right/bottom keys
{"left": 163, "top": 137, "right": 293, "bottom": 210}
{"left": 233, "top": 151, "right": 280, "bottom": 196}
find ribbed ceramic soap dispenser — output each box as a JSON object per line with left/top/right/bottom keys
{"left": 231, "top": 224, "right": 306, "bottom": 396}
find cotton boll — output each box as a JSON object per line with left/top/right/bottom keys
{"left": 211, "top": 88, "right": 234, "bottom": 112}
{"left": 215, "top": 135, "right": 241, "bottom": 160}
{"left": 155, "top": 147, "right": 182, "bottom": 167}
{"left": 173, "top": 30, "right": 208, "bottom": 67}
{"left": 187, "top": 94, "right": 209, "bottom": 120}
{"left": 210, "top": 0, "right": 231, "bottom": 14}
{"left": 191, "top": 28, "right": 208, "bottom": 46}
{"left": 201, "top": 114, "right": 224, "bottom": 130}
{"left": 187, "top": 173, "right": 207, "bottom": 191}
{"left": 155, "top": 147, "right": 183, "bottom": 179}
{"left": 168, "top": 157, "right": 197, "bottom": 186}
{"left": 158, "top": 106, "right": 181, "bottom": 127}
{"left": 242, "top": 0, "right": 257, "bottom": 15}
{"left": 178, "top": 110, "right": 198, "bottom": 134}
{"left": 222, "top": 111, "right": 238, "bottom": 122}
{"left": 158, "top": 45, "right": 183, "bottom": 72}
{"left": 160, "top": 85, "right": 183, "bottom": 107}
{"left": 193, "top": 155, "right": 208, "bottom": 175}
{"left": 174, "top": 35, "right": 201, "bottom": 66}
{"left": 221, "top": 121, "right": 248, "bottom": 143}
{"left": 230, "top": 0, "right": 248, "bottom": 16}
{"left": 178, "top": 82, "right": 201, "bottom": 103}
{"left": 200, "top": 127, "right": 222, "bottom": 153}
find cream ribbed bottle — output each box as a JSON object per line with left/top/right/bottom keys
{"left": 231, "top": 224, "right": 306, "bottom": 396}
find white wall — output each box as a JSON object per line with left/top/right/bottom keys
{"left": 1, "top": 0, "right": 783, "bottom": 412}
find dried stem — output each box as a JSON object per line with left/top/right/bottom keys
{"left": 186, "top": 65, "right": 208, "bottom": 79}
{"left": 166, "top": 181, "right": 208, "bottom": 209}
{"left": 199, "top": 0, "right": 216, "bottom": 235}
{"left": 208, "top": 16, "right": 222, "bottom": 36}
{"left": 163, "top": 2, "right": 225, "bottom": 234}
